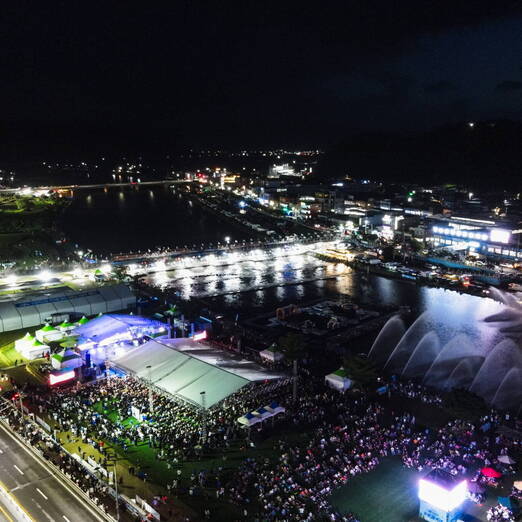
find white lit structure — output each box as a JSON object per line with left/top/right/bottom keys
{"left": 428, "top": 216, "right": 521, "bottom": 260}
{"left": 418, "top": 470, "right": 467, "bottom": 522}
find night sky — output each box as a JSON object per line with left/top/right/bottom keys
{"left": 2, "top": 1, "right": 522, "bottom": 153}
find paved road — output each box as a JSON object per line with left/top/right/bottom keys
{"left": 0, "top": 422, "right": 108, "bottom": 522}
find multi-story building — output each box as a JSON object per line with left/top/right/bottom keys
{"left": 427, "top": 215, "right": 522, "bottom": 260}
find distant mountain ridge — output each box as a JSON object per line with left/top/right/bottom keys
{"left": 318, "top": 120, "right": 522, "bottom": 189}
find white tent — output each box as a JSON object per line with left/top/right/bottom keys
{"left": 14, "top": 332, "right": 35, "bottom": 354}
{"left": 260, "top": 347, "right": 284, "bottom": 362}
{"left": 35, "top": 324, "right": 64, "bottom": 343}
{"left": 51, "top": 348, "right": 83, "bottom": 370}
{"left": 0, "top": 284, "right": 135, "bottom": 332}
{"left": 237, "top": 402, "right": 286, "bottom": 427}
{"left": 325, "top": 368, "right": 352, "bottom": 391}
{"left": 113, "top": 339, "right": 250, "bottom": 408}
{"left": 264, "top": 402, "right": 286, "bottom": 416}
{"left": 237, "top": 412, "right": 262, "bottom": 427}
{"left": 20, "top": 338, "right": 49, "bottom": 360}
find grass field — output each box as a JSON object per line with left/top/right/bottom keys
{"left": 330, "top": 458, "right": 421, "bottom": 522}
{"left": 0, "top": 329, "right": 31, "bottom": 368}
{"left": 49, "top": 398, "right": 305, "bottom": 521}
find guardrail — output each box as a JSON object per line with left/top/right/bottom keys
{"left": 0, "top": 478, "right": 33, "bottom": 521}
{"left": 0, "top": 398, "right": 116, "bottom": 522}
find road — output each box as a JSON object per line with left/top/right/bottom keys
{"left": 0, "top": 179, "right": 190, "bottom": 193}
{"left": 0, "top": 422, "right": 108, "bottom": 522}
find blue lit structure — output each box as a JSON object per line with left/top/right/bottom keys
{"left": 427, "top": 216, "right": 521, "bottom": 260}
{"left": 76, "top": 314, "right": 168, "bottom": 347}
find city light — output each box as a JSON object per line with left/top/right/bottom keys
{"left": 6, "top": 274, "right": 17, "bottom": 286}
{"left": 490, "top": 229, "right": 511, "bottom": 244}
{"left": 39, "top": 270, "right": 53, "bottom": 282}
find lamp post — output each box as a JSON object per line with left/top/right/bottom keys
{"left": 146, "top": 365, "right": 154, "bottom": 415}
{"left": 200, "top": 391, "right": 207, "bottom": 444}
{"left": 107, "top": 453, "right": 120, "bottom": 522}
{"left": 224, "top": 236, "right": 231, "bottom": 249}
{"left": 18, "top": 392, "right": 27, "bottom": 437}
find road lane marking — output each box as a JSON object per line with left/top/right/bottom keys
{"left": 36, "top": 488, "right": 48, "bottom": 500}
{"left": 63, "top": 516, "right": 70, "bottom": 522}
{"left": 0, "top": 423, "right": 105, "bottom": 522}
{"left": 0, "top": 448, "right": 4, "bottom": 454}
{"left": 13, "top": 465, "right": 24, "bottom": 476}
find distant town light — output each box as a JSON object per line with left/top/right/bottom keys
{"left": 468, "top": 122, "right": 474, "bottom": 128}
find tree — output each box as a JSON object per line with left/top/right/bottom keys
{"left": 341, "top": 354, "right": 377, "bottom": 387}
{"left": 279, "top": 332, "right": 305, "bottom": 402}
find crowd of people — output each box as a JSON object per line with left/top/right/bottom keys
{"left": 15, "top": 365, "right": 521, "bottom": 521}
{"left": 225, "top": 380, "right": 520, "bottom": 521}
{"left": 33, "top": 374, "right": 293, "bottom": 464}
{"left": 487, "top": 503, "right": 517, "bottom": 521}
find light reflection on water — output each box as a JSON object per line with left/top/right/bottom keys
{"left": 64, "top": 188, "right": 507, "bottom": 353}
{"left": 146, "top": 252, "right": 509, "bottom": 355}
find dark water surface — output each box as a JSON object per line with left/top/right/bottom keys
{"left": 63, "top": 187, "right": 504, "bottom": 352}
{"left": 62, "top": 185, "right": 249, "bottom": 255}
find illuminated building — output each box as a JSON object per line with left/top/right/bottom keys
{"left": 427, "top": 216, "right": 522, "bottom": 260}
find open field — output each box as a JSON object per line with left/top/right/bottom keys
{"left": 330, "top": 458, "right": 421, "bottom": 522}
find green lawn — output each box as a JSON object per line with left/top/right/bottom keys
{"left": 0, "top": 339, "right": 30, "bottom": 368}
{"left": 330, "top": 458, "right": 421, "bottom": 522}
{"left": 62, "top": 399, "right": 296, "bottom": 520}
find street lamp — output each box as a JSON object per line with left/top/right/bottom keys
{"left": 200, "top": 391, "right": 207, "bottom": 444}
{"left": 146, "top": 365, "right": 153, "bottom": 414}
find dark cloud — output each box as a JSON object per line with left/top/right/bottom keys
{"left": 496, "top": 80, "right": 522, "bottom": 91}
{"left": 423, "top": 81, "right": 457, "bottom": 93}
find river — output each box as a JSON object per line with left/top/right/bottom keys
{"left": 62, "top": 187, "right": 504, "bottom": 350}
{"left": 61, "top": 185, "right": 250, "bottom": 256}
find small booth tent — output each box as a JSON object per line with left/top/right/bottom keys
{"left": 14, "top": 332, "right": 34, "bottom": 353}
{"left": 237, "top": 401, "right": 286, "bottom": 427}
{"left": 260, "top": 346, "right": 284, "bottom": 362}
{"left": 58, "top": 320, "right": 76, "bottom": 333}
{"left": 35, "top": 324, "right": 64, "bottom": 343}
{"left": 51, "top": 348, "right": 83, "bottom": 370}
{"left": 325, "top": 368, "right": 352, "bottom": 391}
{"left": 19, "top": 338, "right": 50, "bottom": 360}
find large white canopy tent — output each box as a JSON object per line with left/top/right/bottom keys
{"left": 0, "top": 284, "right": 135, "bottom": 332}
{"left": 113, "top": 338, "right": 284, "bottom": 409}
